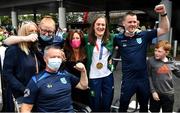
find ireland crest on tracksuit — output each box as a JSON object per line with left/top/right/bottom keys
{"left": 136, "top": 38, "right": 142, "bottom": 44}
{"left": 60, "top": 77, "right": 67, "bottom": 84}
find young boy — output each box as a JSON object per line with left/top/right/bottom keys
{"left": 148, "top": 40, "right": 180, "bottom": 112}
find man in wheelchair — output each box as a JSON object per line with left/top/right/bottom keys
{"left": 21, "top": 45, "right": 89, "bottom": 112}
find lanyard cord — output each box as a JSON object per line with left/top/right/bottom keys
{"left": 34, "top": 54, "right": 39, "bottom": 74}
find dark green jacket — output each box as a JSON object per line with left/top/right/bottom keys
{"left": 84, "top": 34, "right": 115, "bottom": 77}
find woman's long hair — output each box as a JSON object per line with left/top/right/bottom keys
{"left": 64, "top": 30, "right": 86, "bottom": 61}
{"left": 18, "top": 21, "right": 38, "bottom": 55}
{"left": 88, "top": 16, "right": 110, "bottom": 45}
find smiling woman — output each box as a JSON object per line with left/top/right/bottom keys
{"left": 85, "top": 16, "right": 115, "bottom": 112}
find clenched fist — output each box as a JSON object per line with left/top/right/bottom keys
{"left": 74, "top": 62, "right": 86, "bottom": 72}
{"left": 154, "top": 4, "right": 167, "bottom": 15}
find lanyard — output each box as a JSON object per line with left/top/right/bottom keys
{"left": 34, "top": 54, "right": 39, "bottom": 74}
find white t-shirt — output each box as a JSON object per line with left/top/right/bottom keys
{"left": 89, "top": 38, "right": 112, "bottom": 79}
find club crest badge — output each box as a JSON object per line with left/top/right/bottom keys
{"left": 136, "top": 38, "right": 142, "bottom": 44}
{"left": 60, "top": 77, "right": 67, "bottom": 84}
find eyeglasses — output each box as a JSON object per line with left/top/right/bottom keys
{"left": 40, "top": 28, "right": 54, "bottom": 36}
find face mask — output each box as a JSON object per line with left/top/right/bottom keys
{"left": 125, "top": 30, "right": 138, "bottom": 37}
{"left": 47, "top": 58, "right": 62, "bottom": 71}
{"left": 40, "top": 34, "right": 52, "bottom": 41}
{"left": 71, "top": 39, "right": 81, "bottom": 48}
{"left": 125, "top": 30, "right": 136, "bottom": 35}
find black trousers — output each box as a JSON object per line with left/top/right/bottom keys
{"left": 149, "top": 93, "right": 174, "bottom": 112}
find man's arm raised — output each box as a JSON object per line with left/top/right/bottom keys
{"left": 154, "top": 4, "right": 170, "bottom": 37}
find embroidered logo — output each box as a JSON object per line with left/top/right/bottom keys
{"left": 122, "top": 43, "right": 127, "bottom": 47}
{"left": 90, "top": 90, "right": 95, "bottom": 97}
{"left": 136, "top": 38, "right": 142, "bottom": 44}
{"left": 47, "top": 83, "right": 53, "bottom": 88}
{"left": 24, "top": 88, "right": 30, "bottom": 97}
{"left": 60, "top": 77, "right": 67, "bottom": 84}
{"left": 121, "top": 40, "right": 127, "bottom": 42}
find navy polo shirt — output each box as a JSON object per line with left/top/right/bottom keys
{"left": 23, "top": 70, "right": 79, "bottom": 112}
{"left": 114, "top": 30, "right": 157, "bottom": 80}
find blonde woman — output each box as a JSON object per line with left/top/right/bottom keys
{"left": 2, "top": 21, "right": 39, "bottom": 110}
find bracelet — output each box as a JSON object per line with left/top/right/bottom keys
{"left": 161, "top": 13, "right": 167, "bottom": 17}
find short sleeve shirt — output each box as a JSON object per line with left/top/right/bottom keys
{"left": 114, "top": 30, "right": 157, "bottom": 80}
{"left": 23, "top": 70, "right": 79, "bottom": 112}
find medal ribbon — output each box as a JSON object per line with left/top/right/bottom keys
{"left": 95, "top": 42, "right": 103, "bottom": 60}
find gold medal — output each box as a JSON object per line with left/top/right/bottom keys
{"left": 96, "top": 62, "right": 103, "bottom": 69}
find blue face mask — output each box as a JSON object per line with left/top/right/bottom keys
{"left": 40, "top": 34, "right": 53, "bottom": 41}
{"left": 47, "top": 58, "right": 62, "bottom": 71}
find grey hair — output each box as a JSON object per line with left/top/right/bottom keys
{"left": 44, "top": 45, "right": 61, "bottom": 57}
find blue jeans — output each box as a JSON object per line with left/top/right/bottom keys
{"left": 89, "top": 73, "right": 114, "bottom": 112}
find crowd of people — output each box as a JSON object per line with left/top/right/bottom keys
{"left": 0, "top": 3, "right": 180, "bottom": 112}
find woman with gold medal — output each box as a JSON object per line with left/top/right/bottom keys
{"left": 84, "top": 16, "right": 115, "bottom": 112}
